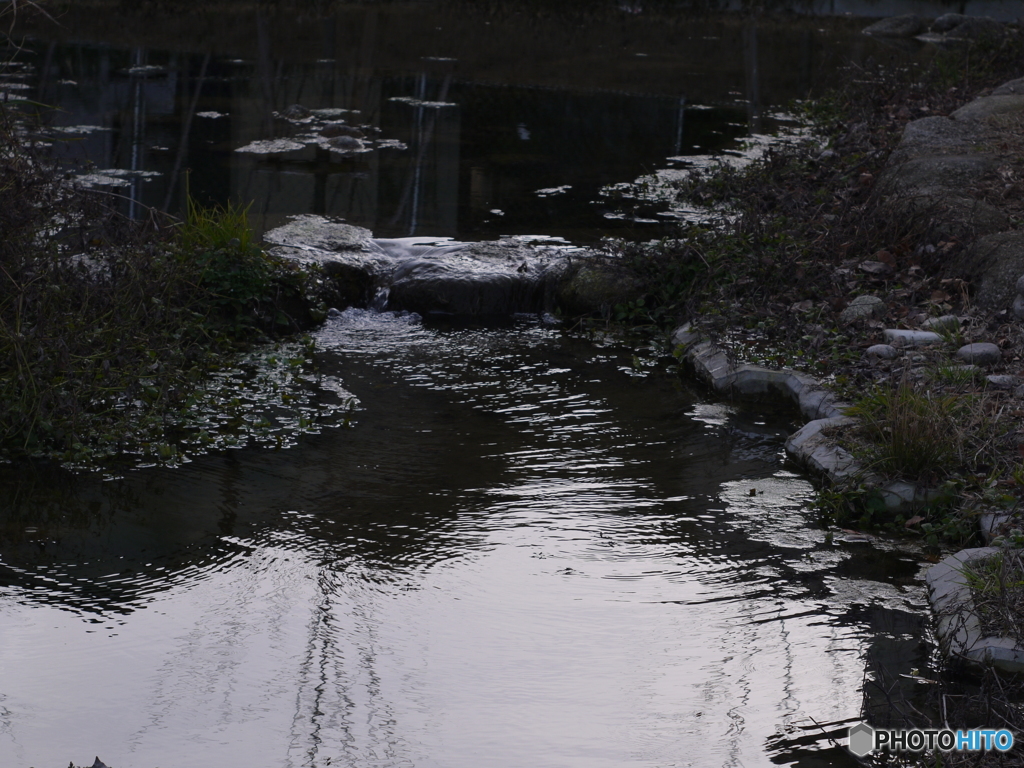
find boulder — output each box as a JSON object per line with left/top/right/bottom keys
{"left": 888, "top": 116, "right": 990, "bottom": 164}
{"left": 862, "top": 14, "right": 926, "bottom": 37}
{"left": 952, "top": 95, "right": 1024, "bottom": 123}
{"left": 931, "top": 13, "right": 967, "bottom": 33}
{"left": 966, "top": 232, "right": 1024, "bottom": 312}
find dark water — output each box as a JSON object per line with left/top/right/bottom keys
{"left": 0, "top": 312, "right": 932, "bottom": 767}
{"left": 0, "top": 1, "right": 993, "bottom": 765}
{"left": 7, "top": 0, "right": 967, "bottom": 243}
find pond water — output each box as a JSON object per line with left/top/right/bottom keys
{"left": 6, "top": 0, "right": 958, "bottom": 243}
{"left": 0, "top": 312, "right": 931, "bottom": 768}
{"left": 0, "top": 0, "right": 1001, "bottom": 765}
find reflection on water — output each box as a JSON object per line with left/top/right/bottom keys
{"left": 11, "top": 0, "right": 954, "bottom": 242}
{"left": 1, "top": 313, "right": 931, "bottom": 767}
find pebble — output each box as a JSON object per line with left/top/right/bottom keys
{"left": 883, "top": 329, "right": 942, "bottom": 347}
{"left": 987, "top": 374, "right": 1018, "bottom": 389}
{"left": 866, "top": 343, "right": 899, "bottom": 360}
{"left": 839, "top": 295, "right": 885, "bottom": 323}
{"left": 956, "top": 342, "right": 1001, "bottom": 366}
{"left": 921, "top": 315, "right": 959, "bottom": 332}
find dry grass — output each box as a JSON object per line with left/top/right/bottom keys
{"left": 964, "top": 549, "right": 1024, "bottom": 643}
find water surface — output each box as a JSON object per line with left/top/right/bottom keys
{"left": 0, "top": 313, "right": 932, "bottom": 767}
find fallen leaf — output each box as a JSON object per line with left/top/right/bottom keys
{"left": 873, "top": 249, "right": 897, "bottom": 266}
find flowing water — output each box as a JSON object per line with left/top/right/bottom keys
{"left": 1, "top": 0, "right": 1001, "bottom": 765}
{"left": 0, "top": 312, "right": 931, "bottom": 767}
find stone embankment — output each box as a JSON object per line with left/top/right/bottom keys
{"left": 673, "top": 53, "right": 1024, "bottom": 672}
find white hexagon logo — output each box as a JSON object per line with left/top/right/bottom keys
{"left": 848, "top": 722, "right": 875, "bottom": 757}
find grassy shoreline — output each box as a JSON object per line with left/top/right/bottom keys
{"left": 603, "top": 29, "right": 1024, "bottom": 554}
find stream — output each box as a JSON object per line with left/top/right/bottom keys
{"left": 0, "top": 0, "right": 999, "bottom": 765}
{"left": 0, "top": 312, "right": 931, "bottom": 767}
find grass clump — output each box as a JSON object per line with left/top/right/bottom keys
{"left": 846, "top": 377, "right": 965, "bottom": 480}
{"left": 963, "top": 548, "right": 1024, "bottom": 643}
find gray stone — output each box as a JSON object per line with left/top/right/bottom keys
{"left": 883, "top": 329, "right": 943, "bottom": 347}
{"left": 943, "top": 16, "right": 1007, "bottom": 42}
{"left": 876, "top": 192, "right": 1009, "bottom": 240}
{"left": 992, "top": 77, "right": 1024, "bottom": 97}
{"left": 839, "top": 294, "right": 885, "bottom": 323}
{"left": 957, "top": 342, "right": 1001, "bottom": 365}
{"left": 1014, "top": 294, "right": 1024, "bottom": 320}
{"left": 862, "top": 14, "right": 926, "bottom": 37}
{"left": 927, "top": 548, "right": 1024, "bottom": 673}
{"left": 876, "top": 154, "right": 1000, "bottom": 196}
{"left": 986, "top": 374, "right": 1018, "bottom": 389}
{"left": 931, "top": 12, "right": 967, "bottom": 32}
{"left": 389, "top": 243, "right": 567, "bottom": 316}
{"left": 866, "top": 344, "right": 899, "bottom": 360}
{"left": 895, "top": 481, "right": 944, "bottom": 509}
{"left": 265, "top": 214, "right": 374, "bottom": 253}
{"left": 671, "top": 322, "right": 702, "bottom": 348}
{"left": 784, "top": 417, "right": 860, "bottom": 482}
{"left": 952, "top": 95, "right": 1024, "bottom": 123}
{"left": 888, "top": 116, "right": 988, "bottom": 164}
{"left": 967, "top": 232, "right": 1024, "bottom": 311}
{"left": 921, "top": 315, "right": 959, "bottom": 332}
{"left": 727, "top": 366, "right": 794, "bottom": 400}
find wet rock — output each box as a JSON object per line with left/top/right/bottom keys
{"left": 957, "top": 342, "right": 1001, "bottom": 366}
{"left": 862, "top": 14, "right": 926, "bottom": 37}
{"left": 866, "top": 344, "right": 899, "bottom": 360}
{"left": 235, "top": 138, "right": 308, "bottom": 157}
{"left": 265, "top": 214, "right": 374, "bottom": 253}
{"left": 281, "top": 103, "right": 311, "bottom": 119}
{"left": 840, "top": 295, "right": 885, "bottom": 323}
{"left": 966, "top": 232, "right": 1024, "bottom": 312}
{"left": 387, "top": 242, "right": 567, "bottom": 316}
{"left": 327, "top": 135, "right": 365, "bottom": 152}
{"left": 921, "top": 315, "right": 959, "bottom": 332}
{"left": 320, "top": 122, "right": 364, "bottom": 139}
{"left": 883, "top": 329, "right": 942, "bottom": 347}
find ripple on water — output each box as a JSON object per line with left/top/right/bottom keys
{"left": 0, "top": 314, "right": 932, "bottom": 768}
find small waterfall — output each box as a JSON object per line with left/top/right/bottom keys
{"left": 369, "top": 285, "right": 391, "bottom": 312}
